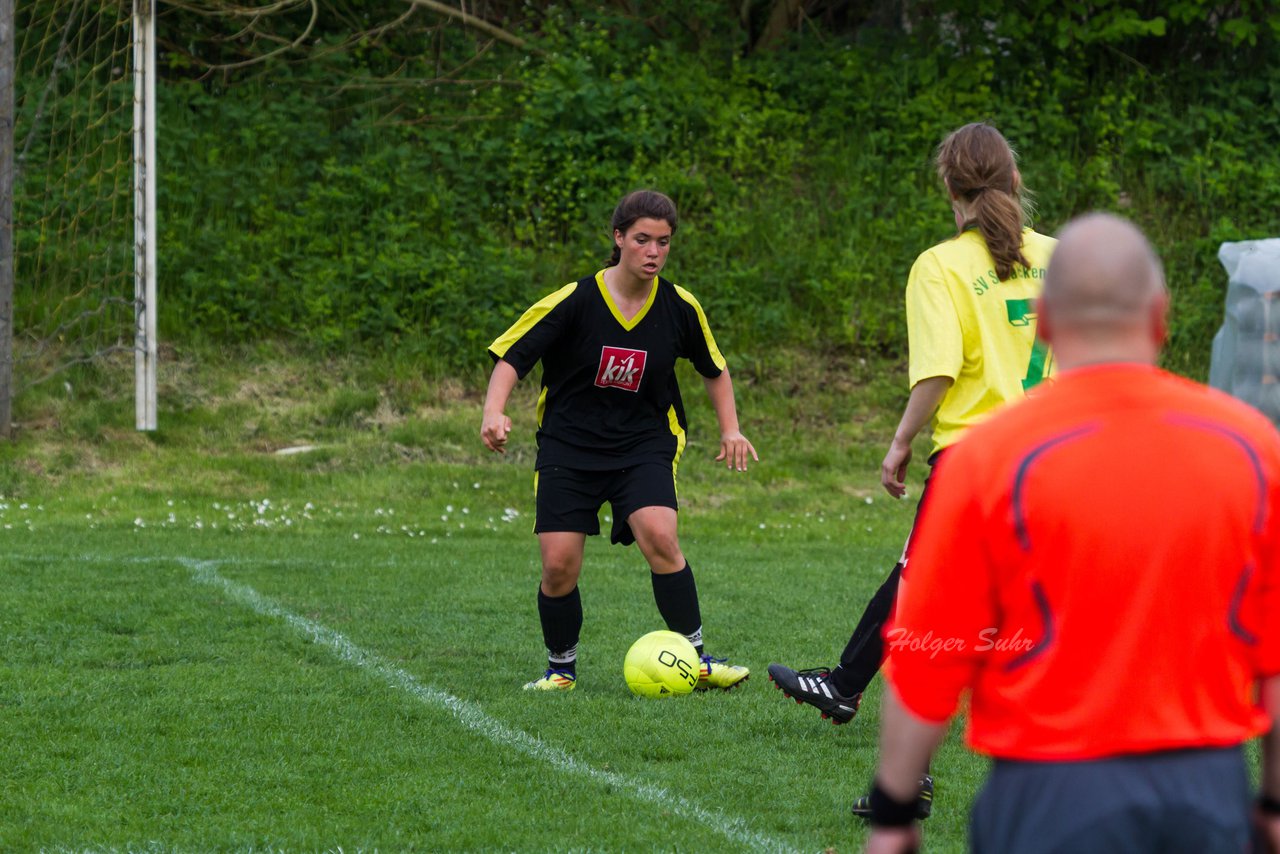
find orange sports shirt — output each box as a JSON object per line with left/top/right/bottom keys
{"left": 886, "top": 363, "right": 1280, "bottom": 760}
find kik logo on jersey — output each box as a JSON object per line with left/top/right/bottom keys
{"left": 595, "top": 346, "right": 647, "bottom": 392}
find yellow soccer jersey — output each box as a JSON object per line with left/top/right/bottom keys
{"left": 906, "top": 228, "right": 1057, "bottom": 453}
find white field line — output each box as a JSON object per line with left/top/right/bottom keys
{"left": 181, "top": 558, "right": 798, "bottom": 854}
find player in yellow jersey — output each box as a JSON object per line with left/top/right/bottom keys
{"left": 767, "top": 122, "right": 1057, "bottom": 818}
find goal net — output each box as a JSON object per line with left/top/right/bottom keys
{"left": 10, "top": 0, "right": 154, "bottom": 427}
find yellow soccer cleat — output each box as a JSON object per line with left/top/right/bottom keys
{"left": 523, "top": 669, "right": 577, "bottom": 691}
{"left": 696, "top": 655, "right": 749, "bottom": 691}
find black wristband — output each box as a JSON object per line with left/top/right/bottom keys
{"left": 869, "top": 779, "right": 918, "bottom": 828}
{"left": 1259, "top": 794, "right": 1280, "bottom": 816}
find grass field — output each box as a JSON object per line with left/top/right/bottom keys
{"left": 2, "top": 349, "right": 1001, "bottom": 851}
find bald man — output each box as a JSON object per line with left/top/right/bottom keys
{"left": 863, "top": 213, "right": 1280, "bottom": 854}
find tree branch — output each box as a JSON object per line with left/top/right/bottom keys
{"left": 198, "top": 0, "right": 320, "bottom": 71}
{"left": 401, "top": 0, "right": 542, "bottom": 55}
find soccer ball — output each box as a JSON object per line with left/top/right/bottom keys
{"left": 624, "top": 630, "right": 699, "bottom": 698}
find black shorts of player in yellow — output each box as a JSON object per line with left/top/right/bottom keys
{"left": 534, "top": 462, "right": 678, "bottom": 547}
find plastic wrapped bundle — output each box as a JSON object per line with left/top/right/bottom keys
{"left": 1210, "top": 239, "right": 1280, "bottom": 429}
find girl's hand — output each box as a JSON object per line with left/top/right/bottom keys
{"left": 481, "top": 412, "right": 512, "bottom": 453}
{"left": 716, "top": 432, "right": 758, "bottom": 472}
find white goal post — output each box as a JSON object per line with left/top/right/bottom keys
{"left": 0, "top": 0, "right": 14, "bottom": 440}
{"left": 133, "top": 0, "right": 156, "bottom": 431}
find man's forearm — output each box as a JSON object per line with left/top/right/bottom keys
{"left": 875, "top": 682, "right": 949, "bottom": 801}
{"left": 1263, "top": 675, "right": 1280, "bottom": 801}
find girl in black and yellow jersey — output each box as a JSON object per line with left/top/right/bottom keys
{"left": 481, "top": 190, "right": 757, "bottom": 692}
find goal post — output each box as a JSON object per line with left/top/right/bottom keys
{"left": 1, "top": 0, "right": 13, "bottom": 440}
{"left": 133, "top": 0, "right": 155, "bottom": 431}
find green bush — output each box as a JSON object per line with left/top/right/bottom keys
{"left": 133, "top": 3, "right": 1280, "bottom": 380}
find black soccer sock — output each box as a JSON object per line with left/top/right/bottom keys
{"left": 651, "top": 563, "right": 704, "bottom": 656}
{"left": 831, "top": 563, "right": 904, "bottom": 697}
{"left": 537, "top": 586, "right": 583, "bottom": 674}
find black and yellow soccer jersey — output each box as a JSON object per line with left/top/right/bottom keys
{"left": 488, "top": 270, "right": 727, "bottom": 471}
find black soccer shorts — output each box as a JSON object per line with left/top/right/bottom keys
{"left": 534, "top": 462, "right": 678, "bottom": 546}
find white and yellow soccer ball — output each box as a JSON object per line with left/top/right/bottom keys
{"left": 624, "top": 630, "right": 699, "bottom": 698}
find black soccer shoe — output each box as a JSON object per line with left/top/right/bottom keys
{"left": 850, "top": 774, "right": 934, "bottom": 821}
{"left": 766, "top": 663, "right": 862, "bottom": 724}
